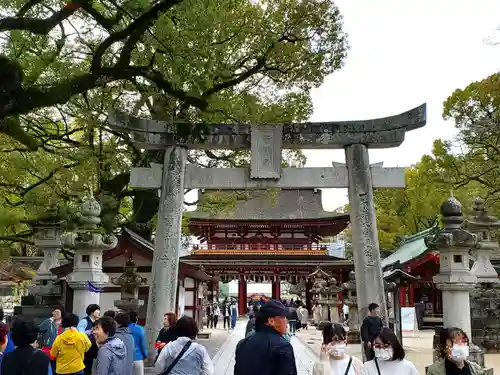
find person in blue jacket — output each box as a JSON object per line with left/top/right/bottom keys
{"left": 128, "top": 311, "right": 148, "bottom": 375}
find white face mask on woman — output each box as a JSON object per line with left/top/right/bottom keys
{"left": 374, "top": 347, "right": 393, "bottom": 361}
{"left": 327, "top": 343, "right": 347, "bottom": 358}
{"left": 451, "top": 344, "right": 469, "bottom": 361}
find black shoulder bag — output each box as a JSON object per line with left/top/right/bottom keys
{"left": 374, "top": 358, "right": 381, "bottom": 375}
{"left": 160, "top": 341, "right": 192, "bottom": 375}
{"left": 343, "top": 357, "right": 353, "bottom": 375}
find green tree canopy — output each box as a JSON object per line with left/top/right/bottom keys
{"left": 441, "top": 73, "right": 500, "bottom": 204}
{"left": 0, "top": 0, "right": 349, "bottom": 251}
{"left": 373, "top": 148, "right": 482, "bottom": 251}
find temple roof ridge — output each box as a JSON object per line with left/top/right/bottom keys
{"left": 381, "top": 225, "right": 437, "bottom": 270}
{"left": 399, "top": 225, "right": 437, "bottom": 245}
{"left": 189, "top": 188, "right": 348, "bottom": 221}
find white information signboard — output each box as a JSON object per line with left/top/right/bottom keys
{"left": 401, "top": 307, "right": 416, "bottom": 332}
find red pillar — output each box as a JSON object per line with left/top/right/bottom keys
{"left": 272, "top": 278, "right": 281, "bottom": 300}
{"left": 238, "top": 276, "right": 247, "bottom": 315}
{"left": 400, "top": 287, "right": 407, "bottom": 307}
{"left": 409, "top": 284, "right": 415, "bottom": 307}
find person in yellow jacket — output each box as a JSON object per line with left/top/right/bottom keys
{"left": 50, "top": 313, "right": 92, "bottom": 375}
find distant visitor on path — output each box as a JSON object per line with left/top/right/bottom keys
{"left": 222, "top": 299, "right": 231, "bottom": 330}
{"left": 154, "top": 316, "right": 213, "bottom": 375}
{"left": 361, "top": 327, "right": 418, "bottom": 375}
{"left": 299, "top": 304, "right": 309, "bottom": 329}
{"left": 426, "top": 327, "right": 485, "bottom": 375}
{"left": 313, "top": 323, "right": 362, "bottom": 375}
{"left": 230, "top": 301, "right": 238, "bottom": 329}
{"left": 360, "top": 303, "right": 383, "bottom": 361}
{"left": 234, "top": 299, "right": 297, "bottom": 375}
{"left": 212, "top": 304, "right": 221, "bottom": 329}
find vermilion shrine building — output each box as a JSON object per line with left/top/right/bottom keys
{"left": 381, "top": 227, "right": 443, "bottom": 327}
{"left": 16, "top": 188, "right": 352, "bottom": 324}
{"left": 182, "top": 188, "right": 353, "bottom": 314}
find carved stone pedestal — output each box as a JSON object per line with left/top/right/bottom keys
{"left": 471, "top": 284, "right": 500, "bottom": 352}
{"left": 62, "top": 198, "right": 116, "bottom": 317}
{"left": 115, "top": 299, "right": 144, "bottom": 312}
{"left": 342, "top": 271, "right": 360, "bottom": 344}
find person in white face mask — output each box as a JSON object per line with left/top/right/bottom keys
{"left": 427, "top": 327, "right": 486, "bottom": 375}
{"left": 312, "top": 323, "right": 362, "bottom": 375}
{"left": 361, "top": 328, "right": 418, "bottom": 375}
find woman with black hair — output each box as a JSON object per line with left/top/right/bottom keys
{"left": 361, "top": 327, "right": 418, "bottom": 375}
{"left": 154, "top": 316, "right": 213, "bottom": 375}
{"left": 426, "top": 327, "right": 485, "bottom": 375}
{"left": 313, "top": 323, "right": 362, "bottom": 375}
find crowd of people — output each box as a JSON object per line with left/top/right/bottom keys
{"left": 234, "top": 299, "right": 486, "bottom": 375}
{"left": 0, "top": 299, "right": 486, "bottom": 375}
{"left": 204, "top": 299, "right": 238, "bottom": 330}
{"left": 0, "top": 304, "right": 214, "bottom": 375}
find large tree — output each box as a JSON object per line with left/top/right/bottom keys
{"left": 441, "top": 73, "right": 500, "bottom": 205}
{"left": 0, "top": 0, "right": 349, "bottom": 250}
{"left": 373, "top": 147, "right": 483, "bottom": 251}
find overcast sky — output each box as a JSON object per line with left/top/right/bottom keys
{"left": 186, "top": 1, "right": 500, "bottom": 213}
{"left": 308, "top": 0, "right": 500, "bottom": 210}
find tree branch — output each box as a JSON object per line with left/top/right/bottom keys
{"left": 1, "top": 65, "right": 207, "bottom": 127}
{"left": 0, "top": 0, "right": 86, "bottom": 34}
{"left": 92, "top": 0, "right": 183, "bottom": 71}
{"left": 118, "top": 0, "right": 183, "bottom": 68}
{"left": 0, "top": 236, "right": 33, "bottom": 245}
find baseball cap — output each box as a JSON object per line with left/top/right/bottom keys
{"left": 259, "top": 300, "right": 288, "bottom": 318}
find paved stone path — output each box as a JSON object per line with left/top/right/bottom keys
{"left": 212, "top": 320, "right": 316, "bottom": 375}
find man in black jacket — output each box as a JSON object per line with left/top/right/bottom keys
{"left": 1, "top": 317, "right": 51, "bottom": 375}
{"left": 235, "top": 300, "right": 297, "bottom": 375}
{"left": 360, "top": 302, "right": 384, "bottom": 361}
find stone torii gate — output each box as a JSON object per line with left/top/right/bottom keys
{"left": 109, "top": 104, "right": 426, "bottom": 354}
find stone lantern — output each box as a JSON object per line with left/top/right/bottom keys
{"left": 28, "top": 218, "right": 64, "bottom": 300}
{"left": 62, "top": 197, "right": 117, "bottom": 317}
{"left": 424, "top": 195, "right": 489, "bottom": 369}
{"left": 112, "top": 258, "right": 147, "bottom": 312}
{"left": 342, "top": 271, "right": 360, "bottom": 343}
{"left": 466, "top": 198, "right": 500, "bottom": 283}
{"left": 466, "top": 198, "right": 500, "bottom": 354}
{"left": 308, "top": 267, "right": 342, "bottom": 328}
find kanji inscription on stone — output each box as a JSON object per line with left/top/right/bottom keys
{"left": 250, "top": 125, "right": 282, "bottom": 179}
